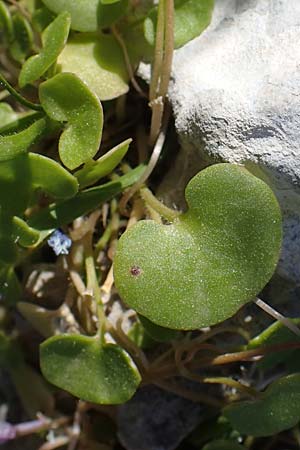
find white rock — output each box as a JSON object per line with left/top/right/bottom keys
{"left": 165, "top": 0, "right": 300, "bottom": 282}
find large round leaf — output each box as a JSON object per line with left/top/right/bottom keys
{"left": 114, "top": 164, "right": 282, "bottom": 330}
{"left": 40, "top": 334, "right": 141, "bottom": 404}
{"left": 224, "top": 374, "right": 300, "bottom": 437}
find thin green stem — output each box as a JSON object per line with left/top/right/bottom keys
{"left": 0, "top": 72, "right": 43, "bottom": 111}
{"left": 140, "top": 186, "right": 179, "bottom": 221}
{"left": 84, "top": 232, "right": 105, "bottom": 340}
{"left": 111, "top": 25, "right": 146, "bottom": 98}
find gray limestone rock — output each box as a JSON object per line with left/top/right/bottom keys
{"left": 117, "top": 385, "right": 204, "bottom": 450}
{"left": 163, "top": 0, "right": 300, "bottom": 283}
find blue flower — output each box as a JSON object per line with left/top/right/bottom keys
{"left": 47, "top": 230, "right": 72, "bottom": 256}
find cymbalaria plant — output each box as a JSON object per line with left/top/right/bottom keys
{"left": 0, "top": 1, "right": 299, "bottom": 449}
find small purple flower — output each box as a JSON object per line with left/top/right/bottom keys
{"left": 47, "top": 230, "right": 72, "bottom": 256}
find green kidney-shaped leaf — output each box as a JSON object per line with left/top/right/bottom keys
{"left": 19, "top": 12, "right": 70, "bottom": 87}
{"left": 144, "top": 0, "right": 214, "bottom": 49}
{"left": 224, "top": 374, "right": 300, "bottom": 437}
{"left": 42, "top": 0, "right": 127, "bottom": 32}
{"left": 39, "top": 73, "right": 103, "bottom": 169}
{"left": 75, "top": 138, "right": 132, "bottom": 188}
{"left": 202, "top": 440, "right": 245, "bottom": 450}
{"left": 114, "top": 164, "right": 282, "bottom": 330}
{"left": 57, "top": 33, "right": 129, "bottom": 101}
{"left": 40, "top": 334, "right": 141, "bottom": 404}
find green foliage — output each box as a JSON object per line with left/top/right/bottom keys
{"left": 0, "top": 116, "right": 48, "bottom": 161}
{"left": 39, "top": 72, "right": 103, "bottom": 169}
{"left": 1, "top": 1, "right": 293, "bottom": 440}
{"left": 75, "top": 138, "right": 132, "bottom": 188}
{"left": 114, "top": 164, "right": 282, "bottom": 330}
{"left": 41, "top": 0, "right": 100, "bottom": 32}
{"left": 57, "top": 33, "right": 129, "bottom": 101}
{"left": 40, "top": 334, "right": 141, "bottom": 404}
{"left": 224, "top": 374, "right": 300, "bottom": 437}
{"left": 42, "top": 0, "right": 128, "bottom": 32}
{"left": 0, "top": 152, "right": 78, "bottom": 263}
{"left": 28, "top": 164, "right": 145, "bottom": 239}
{"left": 19, "top": 12, "right": 71, "bottom": 87}
{"left": 10, "top": 13, "right": 33, "bottom": 63}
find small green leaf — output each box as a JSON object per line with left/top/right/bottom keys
{"left": 40, "top": 334, "right": 141, "bottom": 404}
{"left": 39, "top": 73, "right": 103, "bottom": 169}
{"left": 28, "top": 152, "right": 78, "bottom": 199}
{"left": 224, "top": 374, "right": 300, "bottom": 437}
{"left": 75, "top": 138, "right": 132, "bottom": 188}
{"left": 28, "top": 164, "right": 145, "bottom": 239}
{"left": 0, "top": 116, "right": 48, "bottom": 161}
{"left": 114, "top": 164, "right": 282, "bottom": 330}
{"left": 144, "top": 0, "right": 214, "bottom": 49}
{"left": 10, "top": 13, "right": 33, "bottom": 63}
{"left": 0, "top": 103, "right": 18, "bottom": 131}
{"left": 57, "top": 33, "right": 129, "bottom": 101}
{"left": 202, "top": 440, "right": 245, "bottom": 450}
{"left": 0, "top": 1, "right": 14, "bottom": 43}
{"left": 12, "top": 216, "right": 40, "bottom": 247}
{"left": 19, "top": 12, "right": 71, "bottom": 87}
